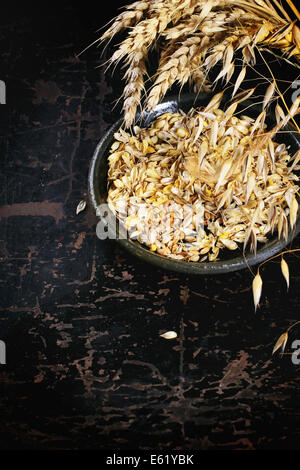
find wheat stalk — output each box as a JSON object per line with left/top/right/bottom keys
{"left": 146, "top": 36, "right": 213, "bottom": 111}
{"left": 98, "top": 0, "right": 300, "bottom": 126}
{"left": 100, "top": 1, "right": 149, "bottom": 42}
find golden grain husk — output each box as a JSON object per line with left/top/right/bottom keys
{"left": 272, "top": 331, "right": 288, "bottom": 355}
{"left": 281, "top": 257, "right": 290, "bottom": 289}
{"left": 252, "top": 271, "right": 263, "bottom": 311}
{"left": 107, "top": 96, "right": 299, "bottom": 263}
{"left": 160, "top": 331, "right": 178, "bottom": 339}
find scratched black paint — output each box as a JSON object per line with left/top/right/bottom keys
{"left": 0, "top": 0, "right": 299, "bottom": 451}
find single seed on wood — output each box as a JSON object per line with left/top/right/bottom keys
{"left": 252, "top": 271, "right": 263, "bottom": 311}
{"left": 281, "top": 257, "right": 290, "bottom": 290}
{"left": 160, "top": 331, "right": 177, "bottom": 339}
{"left": 76, "top": 200, "right": 86, "bottom": 215}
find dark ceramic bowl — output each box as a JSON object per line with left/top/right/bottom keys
{"left": 88, "top": 93, "right": 300, "bottom": 275}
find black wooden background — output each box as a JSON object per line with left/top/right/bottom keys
{"left": 0, "top": 0, "right": 299, "bottom": 450}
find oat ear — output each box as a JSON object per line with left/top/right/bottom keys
{"left": 160, "top": 331, "right": 177, "bottom": 340}
{"left": 280, "top": 257, "right": 290, "bottom": 290}
{"left": 289, "top": 196, "right": 298, "bottom": 228}
{"left": 272, "top": 332, "right": 288, "bottom": 355}
{"left": 76, "top": 200, "right": 86, "bottom": 215}
{"left": 252, "top": 271, "right": 263, "bottom": 311}
{"left": 204, "top": 91, "right": 224, "bottom": 112}
{"left": 293, "top": 24, "right": 300, "bottom": 48}
{"left": 232, "top": 66, "right": 247, "bottom": 98}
